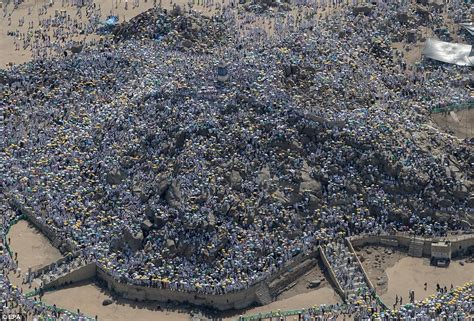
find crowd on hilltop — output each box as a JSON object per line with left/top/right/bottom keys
{"left": 1, "top": 0, "right": 473, "bottom": 319}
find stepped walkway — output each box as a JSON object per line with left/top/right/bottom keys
{"left": 28, "top": 254, "right": 95, "bottom": 293}
{"left": 323, "top": 239, "right": 371, "bottom": 303}
{"left": 255, "top": 282, "right": 272, "bottom": 305}
{"left": 408, "top": 238, "right": 425, "bottom": 257}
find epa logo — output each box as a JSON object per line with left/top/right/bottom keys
{"left": 0, "top": 315, "right": 23, "bottom": 320}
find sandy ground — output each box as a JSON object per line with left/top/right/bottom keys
{"left": 42, "top": 282, "right": 191, "bottom": 321}
{"left": 432, "top": 109, "right": 474, "bottom": 139}
{"left": 40, "top": 281, "right": 340, "bottom": 321}
{"left": 6, "top": 220, "right": 63, "bottom": 292}
{"left": 357, "top": 245, "right": 474, "bottom": 309}
{"left": 0, "top": 0, "right": 222, "bottom": 67}
{"left": 356, "top": 245, "right": 406, "bottom": 295}
{"left": 7, "top": 220, "right": 62, "bottom": 271}
{"left": 382, "top": 256, "right": 474, "bottom": 308}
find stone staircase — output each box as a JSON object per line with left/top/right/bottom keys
{"left": 408, "top": 238, "right": 424, "bottom": 257}
{"left": 255, "top": 282, "right": 272, "bottom": 305}
{"left": 324, "top": 240, "right": 369, "bottom": 303}
{"left": 268, "top": 257, "right": 317, "bottom": 297}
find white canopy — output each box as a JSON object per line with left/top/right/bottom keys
{"left": 460, "top": 22, "right": 474, "bottom": 36}
{"left": 422, "top": 38, "right": 473, "bottom": 66}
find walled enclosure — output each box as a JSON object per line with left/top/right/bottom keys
{"left": 349, "top": 233, "right": 474, "bottom": 258}
{"left": 10, "top": 195, "right": 474, "bottom": 311}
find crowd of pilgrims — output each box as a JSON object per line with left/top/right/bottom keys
{"left": 1, "top": 0, "right": 473, "bottom": 319}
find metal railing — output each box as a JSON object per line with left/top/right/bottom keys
{"left": 431, "top": 101, "right": 473, "bottom": 114}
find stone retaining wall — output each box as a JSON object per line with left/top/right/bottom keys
{"left": 348, "top": 233, "right": 474, "bottom": 258}
{"left": 10, "top": 192, "right": 472, "bottom": 311}
{"left": 45, "top": 262, "right": 97, "bottom": 290}
{"left": 96, "top": 266, "right": 259, "bottom": 311}
{"left": 31, "top": 252, "right": 79, "bottom": 278}
{"left": 318, "top": 246, "right": 345, "bottom": 300}
{"left": 269, "top": 259, "right": 317, "bottom": 297}
{"left": 9, "top": 196, "right": 77, "bottom": 254}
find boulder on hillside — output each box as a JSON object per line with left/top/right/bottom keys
{"left": 155, "top": 173, "right": 170, "bottom": 197}
{"left": 123, "top": 227, "right": 144, "bottom": 252}
{"left": 105, "top": 168, "right": 126, "bottom": 185}
{"left": 165, "top": 181, "right": 182, "bottom": 207}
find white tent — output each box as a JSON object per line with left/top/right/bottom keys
{"left": 422, "top": 38, "right": 473, "bottom": 66}
{"left": 459, "top": 22, "right": 474, "bottom": 36}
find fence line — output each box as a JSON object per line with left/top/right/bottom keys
{"left": 431, "top": 101, "right": 473, "bottom": 114}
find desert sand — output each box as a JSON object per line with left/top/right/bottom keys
{"left": 42, "top": 282, "right": 191, "bottom": 321}
{"left": 7, "top": 220, "right": 63, "bottom": 271}
{"left": 0, "top": 0, "right": 220, "bottom": 67}
{"left": 358, "top": 245, "right": 474, "bottom": 309}
{"left": 382, "top": 256, "right": 474, "bottom": 307}
{"left": 6, "top": 220, "right": 63, "bottom": 293}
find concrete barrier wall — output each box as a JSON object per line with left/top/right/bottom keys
{"left": 33, "top": 260, "right": 63, "bottom": 278}
{"left": 380, "top": 238, "right": 398, "bottom": 247}
{"left": 318, "top": 246, "right": 345, "bottom": 300}
{"left": 32, "top": 252, "right": 81, "bottom": 278}
{"left": 422, "top": 239, "right": 431, "bottom": 257}
{"left": 349, "top": 235, "right": 382, "bottom": 248}
{"left": 450, "top": 235, "right": 474, "bottom": 258}
{"left": 45, "top": 262, "right": 97, "bottom": 290}
{"left": 349, "top": 234, "right": 474, "bottom": 258}
{"left": 96, "top": 267, "right": 258, "bottom": 311}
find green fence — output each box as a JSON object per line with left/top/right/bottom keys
{"left": 431, "top": 102, "right": 473, "bottom": 114}
{"left": 375, "top": 294, "right": 388, "bottom": 311}
{"left": 236, "top": 309, "right": 308, "bottom": 321}
{"left": 235, "top": 306, "right": 347, "bottom": 321}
